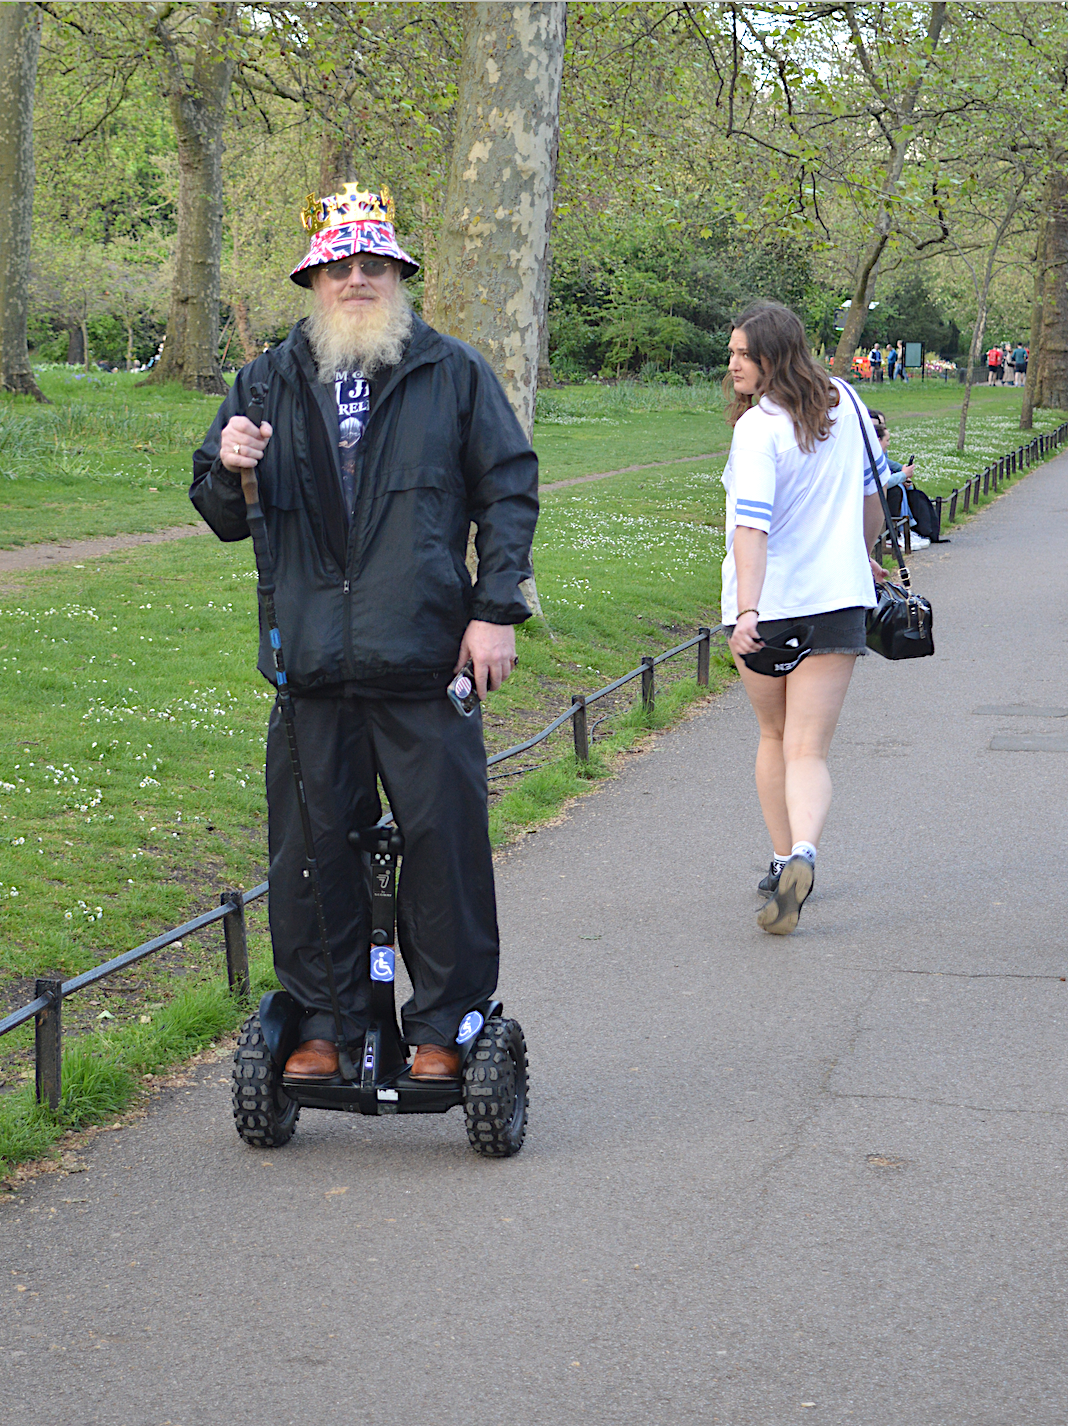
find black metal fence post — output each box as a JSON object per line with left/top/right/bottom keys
{"left": 934, "top": 496, "right": 943, "bottom": 540}
{"left": 949, "top": 489, "right": 958, "bottom": 522}
{"left": 571, "top": 694, "right": 589, "bottom": 762}
{"left": 641, "top": 656, "right": 655, "bottom": 713}
{"left": 697, "top": 627, "right": 710, "bottom": 687}
{"left": 962, "top": 480, "right": 971, "bottom": 513}
{"left": 982, "top": 465, "right": 990, "bottom": 496}
{"left": 221, "top": 892, "right": 250, "bottom": 999}
{"left": 35, "top": 978, "right": 62, "bottom": 1110}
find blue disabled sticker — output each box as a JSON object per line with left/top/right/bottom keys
{"left": 370, "top": 947, "right": 395, "bottom": 982}
{"left": 456, "top": 1011, "right": 484, "bottom": 1045}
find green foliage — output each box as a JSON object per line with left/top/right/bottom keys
{"left": 862, "top": 274, "right": 962, "bottom": 358}
{"left": 549, "top": 206, "right": 817, "bottom": 377}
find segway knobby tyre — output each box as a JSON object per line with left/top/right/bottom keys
{"left": 232, "top": 1012, "right": 300, "bottom": 1148}
{"left": 462, "top": 1016, "right": 528, "bottom": 1157}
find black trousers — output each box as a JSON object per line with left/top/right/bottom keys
{"left": 266, "top": 693, "right": 499, "bottom": 1047}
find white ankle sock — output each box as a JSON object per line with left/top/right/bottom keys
{"left": 771, "top": 854, "right": 789, "bottom": 872}
{"left": 791, "top": 841, "right": 818, "bottom": 866}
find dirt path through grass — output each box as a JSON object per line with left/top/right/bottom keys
{"left": 0, "top": 451, "right": 732, "bottom": 572}
{"left": 0, "top": 521, "right": 208, "bottom": 573}
{"left": 541, "top": 449, "right": 726, "bottom": 491}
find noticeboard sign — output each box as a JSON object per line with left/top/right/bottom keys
{"left": 904, "top": 342, "right": 923, "bottom": 368}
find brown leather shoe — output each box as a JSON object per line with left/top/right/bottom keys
{"left": 409, "top": 1044, "right": 461, "bottom": 1081}
{"left": 283, "top": 1039, "right": 339, "bottom": 1080}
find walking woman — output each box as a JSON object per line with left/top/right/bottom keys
{"left": 722, "top": 303, "right": 888, "bottom": 934}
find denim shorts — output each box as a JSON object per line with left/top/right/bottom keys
{"left": 727, "top": 606, "right": 867, "bottom": 656}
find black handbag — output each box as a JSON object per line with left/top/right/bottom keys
{"left": 841, "top": 383, "right": 935, "bottom": 661}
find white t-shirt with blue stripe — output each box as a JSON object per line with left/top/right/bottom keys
{"left": 720, "top": 379, "right": 887, "bottom": 623}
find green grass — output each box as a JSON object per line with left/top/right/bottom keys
{"left": 0, "top": 949, "right": 280, "bottom": 1177}
{"left": 0, "top": 367, "right": 223, "bottom": 547}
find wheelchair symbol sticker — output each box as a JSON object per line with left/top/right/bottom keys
{"left": 455, "top": 1011, "right": 484, "bottom": 1045}
{"left": 370, "top": 947, "right": 395, "bottom": 982}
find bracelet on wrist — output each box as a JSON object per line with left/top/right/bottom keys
{"left": 737, "top": 608, "right": 759, "bottom": 619}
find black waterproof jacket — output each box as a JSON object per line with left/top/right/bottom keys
{"left": 190, "top": 317, "right": 539, "bottom": 692}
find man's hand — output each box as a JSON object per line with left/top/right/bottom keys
{"left": 870, "top": 556, "right": 888, "bottom": 584}
{"left": 219, "top": 416, "right": 272, "bottom": 475}
{"left": 456, "top": 620, "right": 517, "bottom": 700}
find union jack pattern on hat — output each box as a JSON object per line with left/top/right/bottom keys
{"left": 290, "top": 183, "right": 419, "bottom": 287}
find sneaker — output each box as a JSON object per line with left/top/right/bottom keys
{"left": 756, "top": 855, "right": 814, "bottom": 935}
{"left": 758, "top": 859, "right": 784, "bottom": 895}
{"left": 909, "top": 533, "right": 930, "bottom": 550}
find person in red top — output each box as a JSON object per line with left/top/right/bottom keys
{"left": 987, "top": 344, "right": 1003, "bottom": 385}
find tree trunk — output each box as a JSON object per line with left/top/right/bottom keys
{"left": 0, "top": 3, "right": 46, "bottom": 401}
{"left": 830, "top": 3, "right": 947, "bottom": 379}
{"left": 80, "top": 314, "right": 89, "bottom": 372}
{"left": 1021, "top": 217, "right": 1046, "bottom": 430}
{"left": 66, "top": 323, "right": 84, "bottom": 366}
{"left": 143, "top": 4, "right": 236, "bottom": 394}
{"left": 436, "top": 1, "right": 566, "bottom": 439}
{"left": 957, "top": 305, "right": 985, "bottom": 454}
{"left": 830, "top": 234, "right": 886, "bottom": 379}
{"left": 419, "top": 197, "right": 439, "bottom": 328}
{"left": 958, "top": 192, "right": 1022, "bottom": 451}
{"left": 437, "top": 3, "right": 566, "bottom": 625}
{"left": 318, "top": 122, "right": 356, "bottom": 195}
{"left": 1030, "top": 164, "right": 1068, "bottom": 412}
{"left": 235, "top": 296, "right": 258, "bottom": 363}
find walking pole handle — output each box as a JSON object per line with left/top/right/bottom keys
{"left": 239, "top": 383, "right": 268, "bottom": 508}
{"left": 238, "top": 382, "right": 273, "bottom": 575}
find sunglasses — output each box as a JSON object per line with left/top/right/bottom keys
{"left": 322, "top": 256, "right": 394, "bottom": 281}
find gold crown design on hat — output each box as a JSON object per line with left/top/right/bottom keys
{"left": 300, "top": 183, "right": 397, "bottom": 235}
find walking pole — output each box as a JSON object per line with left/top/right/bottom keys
{"left": 238, "top": 382, "right": 356, "bottom": 1083}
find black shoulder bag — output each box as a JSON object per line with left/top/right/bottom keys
{"left": 840, "top": 382, "right": 935, "bottom": 661}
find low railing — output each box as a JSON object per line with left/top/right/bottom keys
{"left": 0, "top": 629, "right": 724, "bottom": 1108}
{"left": 884, "top": 423, "right": 1068, "bottom": 557}
{"left": 0, "top": 885, "right": 266, "bottom": 1109}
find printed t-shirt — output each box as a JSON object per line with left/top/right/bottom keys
{"left": 987, "top": 347, "right": 1003, "bottom": 368}
{"left": 327, "top": 367, "right": 449, "bottom": 700}
{"left": 720, "top": 379, "right": 887, "bottom": 624}
{"left": 335, "top": 368, "right": 371, "bottom": 512}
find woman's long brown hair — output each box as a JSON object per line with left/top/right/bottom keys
{"left": 722, "top": 301, "right": 839, "bottom": 452}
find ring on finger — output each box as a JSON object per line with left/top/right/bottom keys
{"left": 233, "top": 443, "right": 242, "bottom": 455}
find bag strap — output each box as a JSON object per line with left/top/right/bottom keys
{"left": 839, "top": 379, "right": 910, "bottom": 588}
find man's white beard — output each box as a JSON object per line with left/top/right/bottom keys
{"left": 306, "top": 281, "right": 414, "bottom": 379}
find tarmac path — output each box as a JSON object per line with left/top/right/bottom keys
{"left": 4, "top": 454, "right": 1068, "bottom": 1425}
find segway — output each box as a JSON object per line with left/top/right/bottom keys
{"left": 227, "top": 385, "right": 528, "bottom": 1158}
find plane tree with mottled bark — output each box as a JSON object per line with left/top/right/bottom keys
{"left": 0, "top": 3, "right": 46, "bottom": 400}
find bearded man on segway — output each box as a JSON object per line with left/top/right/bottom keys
{"left": 190, "top": 184, "right": 538, "bottom": 1086}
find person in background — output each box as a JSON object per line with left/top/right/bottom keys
{"left": 896, "top": 341, "right": 908, "bottom": 380}
{"left": 722, "top": 301, "right": 888, "bottom": 936}
{"left": 869, "top": 341, "right": 883, "bottom": 383}
{"left": 986, "top": 343, "right": 1003, "bottom": 385}
{"left": 886, "top": 342, "right": 898, "bottom": 381}
{"left": 872, "top": 419, "right": 929, "bottom": 550}
{"left": 1013, "top": 342, "right": 1028, "bottom": 387}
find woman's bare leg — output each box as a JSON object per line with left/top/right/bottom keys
{"left": 781, "top": 653, "right": 856, "bottom": 846}
{"left": 734, "top": 658, "right": 791, "bottom": 854}
{"left": 735, "top": 652, "right": 856, "bottom": 851}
